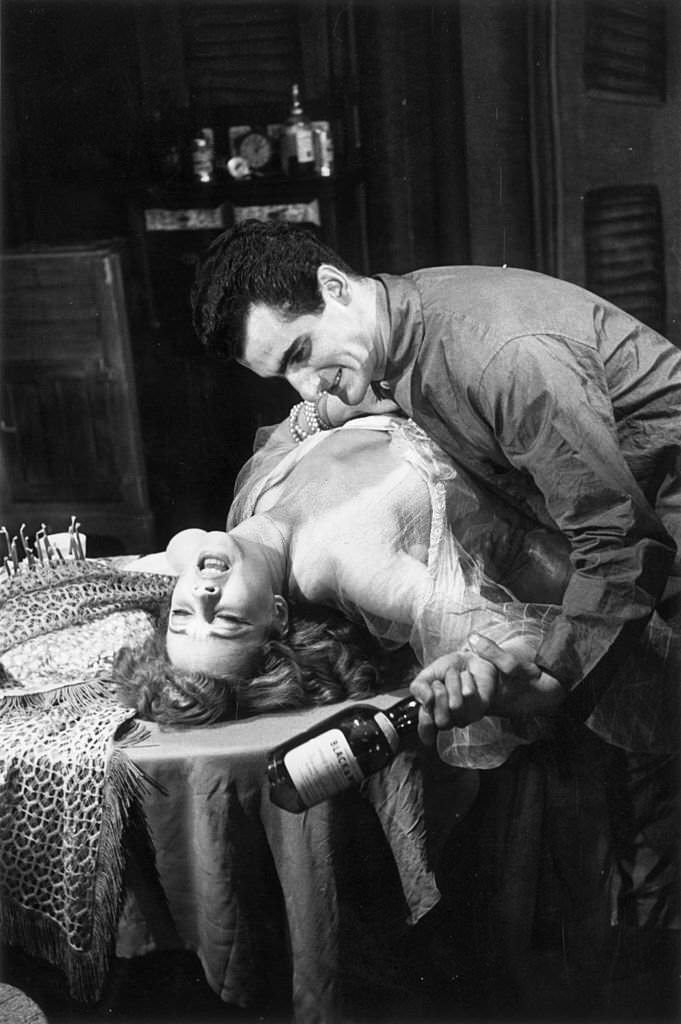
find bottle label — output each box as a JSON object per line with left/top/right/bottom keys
{"left": 294, "top": 127, "right": 314, "bottom": 164}
{"left": 373, "top": 711, "right": 399, "bottom": 753}
{"left": 283, "top": 729, "right": 364, "bottom": 807}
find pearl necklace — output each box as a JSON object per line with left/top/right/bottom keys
{"left": 288, "top": 400, "right": 325, "bottom": 443}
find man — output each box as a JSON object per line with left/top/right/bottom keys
{"left": 193, "top": 219, "right": 680, "bottom": 936}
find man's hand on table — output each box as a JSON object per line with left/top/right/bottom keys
{"left": 409, "top": 634, "right": 566, "bottom": 746}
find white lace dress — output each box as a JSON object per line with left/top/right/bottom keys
{"left": 228, "top": 415, "right": 559, "bottom": 767}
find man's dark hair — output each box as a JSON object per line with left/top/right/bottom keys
{"left": 191, "top": 219, "right": 359, "bottom": 360}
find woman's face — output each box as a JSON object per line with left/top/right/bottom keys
{"left": 165, "top": 530, "right": 287, "bottom": 677}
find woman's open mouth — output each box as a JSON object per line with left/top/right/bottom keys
{"left": 197, "top": 555, "right": 229, "bottom": 577}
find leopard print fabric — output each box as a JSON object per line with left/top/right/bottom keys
{"left": 0, "top": 559, "right": 175, "bottom": 1001}
{"left": 1, "top": 609, "right": 158, "bottom": 693}
{"left": 0, "top": 559, "right": 174, "bottom": 656}
{"left": 0, "top": 695, "right": 140, "bottom": 1001}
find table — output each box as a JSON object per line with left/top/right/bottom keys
{"left": 115, "top": 692, "right": 479, "bottom": 1023}
{"left": 0, "top": 984, "right": 47, "bottom": 1024}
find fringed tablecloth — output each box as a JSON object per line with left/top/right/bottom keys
{"left": 0, "top": 560, "right": 173, "bottom": 1002}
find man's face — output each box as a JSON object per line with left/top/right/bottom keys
{"left": 238, "top": 267, "right": 380, "bottom": 406}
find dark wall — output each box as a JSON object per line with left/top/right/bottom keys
{"left": 3, "top": 0, "right": 678, "bottom": 543}
{"left": 2, "top": 1, "right": 146, "bottom": 246}
{"left": 2, "top": 1, "right": 477, "bottom": 270}
{"left": 352, "top": 0, "right": 541, "bottom": 274}
{"left": 1, "top": 1, "right": 538, "bottom": 272}
{"left": 459, "top": 0, "right": 536, "bottom": 268}
{"left": 355, "top": 1, "right": 471, "bottom": 272}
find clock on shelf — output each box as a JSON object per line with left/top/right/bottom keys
{"left": 237, "top": 130, "right": 273, "bottom": 171}
{"left": 228, "top": 125, "right": 278, "bottom": 174}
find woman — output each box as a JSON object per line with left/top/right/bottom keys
{"left": 116, "top": 406, "right": 572, "bottom": 766}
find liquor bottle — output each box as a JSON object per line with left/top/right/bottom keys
{"left": 312, "top": 120, "right": 334, "bottom": 177}
{"left": 192, "top": 126, "right": 215, "bottom": 184}
{"left": 280, "top": 83, "right": 315, "bottom": 177}
{"left": 146, "top": 107, "right": 183, "bottom": 182}
{"left": 267, "top": 696, "right": 420, "bottom": 813}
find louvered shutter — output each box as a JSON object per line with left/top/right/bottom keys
{"left": 584, "top": 0, "right": 666, "bottom": 101}
{"left": 181, "top": 3, "right": 302, "bottom": 108}
{"left": 584, "top": 184, "right": 666, "bottom": 332}
{"left": 528, "top": 0, "right": 679, "bottom": 342}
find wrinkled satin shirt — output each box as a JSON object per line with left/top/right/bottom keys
{"left": 379, "top": 268, "right": 681, "bottom": 697}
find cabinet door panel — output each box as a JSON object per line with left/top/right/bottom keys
{"left": 2, "top": 365, "right": 124, "bottom": 504}
{"left": 0, "top": 244, "right": 154, "bottom": 553}
{"left": 3, "top": 256, "right": 105, "bottom": 362}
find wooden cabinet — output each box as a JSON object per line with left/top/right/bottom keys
{"left": 127, "top": 184, "right": 302, "bottom": 546}
{"left": 0, "top": 242, "right": 155, "bottom": 554}
{"left": 131, "top": 172, "right": 367, "bottom": 339}
{"left": 125, "top": 175, "right": 366, "bottom": 546}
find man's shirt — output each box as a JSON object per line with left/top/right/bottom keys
{"left": 379, "top": 266, "right": 681, "bottom": 703}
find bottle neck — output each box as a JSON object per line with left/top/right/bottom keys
{"left": 384, "top": 697, "right": 420, "bottom": 735}
{"left": 290, "top": 84, "right": 303, "bottom": 116}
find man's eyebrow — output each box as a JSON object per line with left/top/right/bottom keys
{"left": 277, "top": 335, "right": 307, "bottom": 375}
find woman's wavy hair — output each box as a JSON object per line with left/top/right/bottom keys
{"left": 112, "top": 598, "right": 405, "bottom": 729}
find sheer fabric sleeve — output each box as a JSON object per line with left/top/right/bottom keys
{"left": 393, "top": 421, "right": 562, "bottom": 769}
{"left": 227, "top": 419, "right": 299, "bottom": 528}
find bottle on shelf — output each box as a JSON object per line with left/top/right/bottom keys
{"left": 312, "top": 120, "right": 334, "bottom": 177}
{"left": 147, "top": 107, "right": 184, "bottom": 182}
{"left": 267, "top": 696, "right": 420, "bottom": 813}
{"left": 280, "top": 82, "right": 315, "bottom": 177}
{"left": 192, "top": 126, "right": 215, "bottom": 184}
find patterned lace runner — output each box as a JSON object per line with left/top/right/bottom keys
{"left": 0, "top": 557, "right": 174, "bottom": 1002}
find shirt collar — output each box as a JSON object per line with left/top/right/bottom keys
{"left": 374, "top": 274, "right": 424, "bottom": 412}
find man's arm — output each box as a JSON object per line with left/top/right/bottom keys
{"left": 477, "top": 335, "right": 677, "bottom": 694}
{"left": 409, "top": 634, "right": 565, "bottom": 744}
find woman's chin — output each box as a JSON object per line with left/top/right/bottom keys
{"left": 166, "top": 529, "right": 209, "bottom": 571}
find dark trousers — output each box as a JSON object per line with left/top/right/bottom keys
{"left": 607, "top": 747, "right": 680, "bottom": 930}
{"left": 434, "top": 724, "right": 680, "bottom": 1018}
